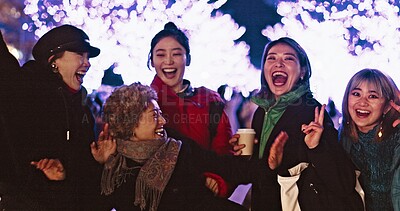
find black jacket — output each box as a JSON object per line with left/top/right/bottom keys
{"left": 228, "top": 93, "right": 363, "bottom": 211}
{"left": 101, "top": 138, "right": 246, "bottom": 211}
{"left": 0, "top": 33, "right": 102, "bottom": 210}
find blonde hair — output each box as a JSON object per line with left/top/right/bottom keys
{"left": 341, "top": 68, "right": 399, "bottom": 142}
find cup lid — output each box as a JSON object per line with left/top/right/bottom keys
{"left": 237, "top": 128, "right": 256, "bottom": 134}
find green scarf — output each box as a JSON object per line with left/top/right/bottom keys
{"left": 252, "top": 82, "right": 310, "bottom": 159}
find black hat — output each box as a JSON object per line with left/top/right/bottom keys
{"left": 32, "top": 25, "right": 100, "bottom": 64}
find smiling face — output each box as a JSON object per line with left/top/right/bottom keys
{"left": 131, "top": 99, "right": 166, "bottom": 142}
{"left": 151, "top": 36, "right": 187, "bottom": 93}
{"left": 348, "top": 81, "right": 389, "bottom": 133}
{"left": 264, "top": 43, "right": 305, "bottom": 99}
{"left": 52, "top": 51, "right": 90, "bottom": 91}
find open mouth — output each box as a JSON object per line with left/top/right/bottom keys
{"left": 272, "top": 71, "right": 288, "bottom": 86}
{"left": 155, "top": 128, "right": 164, "bottom": 137}
{"left": 75, "top": 71, "right": 86, "bottom": 83}
{"left": 163, "top": 68, "right": 177, "bottom": 79}
{"left": 355, "top": 109, "right": 370, "bottom": 118}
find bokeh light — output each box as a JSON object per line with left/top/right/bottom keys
{"left": 22, "top": 0, "right": 260, "bottom": 94}
{"left": 21, "top": 0, "right": 400, "bottom": 115}
{"left": 264, "top": 0, "right": 400, "bottom": 110}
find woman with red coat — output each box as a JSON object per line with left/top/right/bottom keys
{"left": 148, "top": 22, "right": 234, "bottom": 197}
{"left": 148, "top": 22, "right": 232, "bottom": 156}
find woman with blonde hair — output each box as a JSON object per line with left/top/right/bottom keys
{"left": 340, "top": 69, "right": 400, "bottom": 210}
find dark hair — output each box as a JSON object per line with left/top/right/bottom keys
{"left": 48, "top": 52, "right": 65, "bottom": 66}
{"left": 341, "top": 68, "right": 400, "bottom": 142}
{"left": 256, "top": 37, "right": 312, "bottom": 99}
{"left": 147, "top": 22, "right": 191, "bottom": 69}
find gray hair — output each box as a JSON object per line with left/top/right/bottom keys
{"left": 102, "top": 83, "right": 158, "bottom": 140}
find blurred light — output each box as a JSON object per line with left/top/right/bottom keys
{"left": 224, "top": 86, "right": 233, "bottom": 101}
{"left": 22, "top": 0, "right": 259, "bottom": 94}
{"left": 264, "top": 0, "right": 400, "bottom": 116}
{"left": 7, "top": 45, "right": 23, "bottom": 61}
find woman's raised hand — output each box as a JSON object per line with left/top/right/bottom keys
{"left": 390, "top": 100, "right": 400, "bottom": 128}
{"left": 302, "top": 104, "right": 326, "bottom": 149}
{"left": 91, "top": 123, "right": 117, "bottom": 164}
{"left": 31, "top": 158, "right": 65, "bottom": 181}
{"left": 268, "top": 131, "right": 288, "bottom": 170}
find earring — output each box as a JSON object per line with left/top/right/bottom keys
{"left": 300, "top": 76, "right": 304, "bottom": 80}
{"left": 378, "top": 124, "right": 383, "bottom": 138}
{"left": 51, "top": 63, "right": 59, "bottom": 73}
{"left": 378, "top": 114, "right": 385, "bottom": 138}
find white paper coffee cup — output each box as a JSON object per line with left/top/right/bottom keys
{"left": 236, "top": 128, "right": 256, "bottom": 155}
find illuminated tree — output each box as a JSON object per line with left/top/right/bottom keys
{"left": 263, "top": 0, "right": 400, "bottom": 107}
{"left": 23, "top": 0, "right": 260, "bottom": 94}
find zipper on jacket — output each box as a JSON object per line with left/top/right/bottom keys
{"left": 58, "top": 87, "right": 71, "bottom": 141}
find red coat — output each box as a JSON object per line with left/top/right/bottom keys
{"left": 151, "top": 76, "right": 232, "bottom": 155}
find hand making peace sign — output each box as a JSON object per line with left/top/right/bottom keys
{"left": 301, "top": 104, "right": 326, "bottom": 149}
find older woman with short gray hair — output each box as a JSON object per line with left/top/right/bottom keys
{"left": 92, "top": 83, "right": 247, "bottom": 211}
{"left": 102, "top": 83, "right": 159, "bottom": 141}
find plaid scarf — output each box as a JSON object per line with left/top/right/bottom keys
{"left": 101, "top": 135, "right": 182, "bottom": 211}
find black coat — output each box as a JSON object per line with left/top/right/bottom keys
{"left": 228, "top": 93, "right": 363, "bottom": 211}
{"left": 0, "top": 33, "right": 102, "bottom": 210}
{"left": 100, "top": 139, "right": 246, "bottom": 211}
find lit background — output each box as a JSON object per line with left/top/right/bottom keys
{"left": 1, "top": 0, "right": 399, "bottom": 112}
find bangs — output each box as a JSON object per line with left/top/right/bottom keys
{"left": 350, "top": 72, "right": 385, "bottom": 98}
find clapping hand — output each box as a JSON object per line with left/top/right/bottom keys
{"left": 268, "top": 131, "right": 288, "bottom": 170}
{"left": 301, "top": 105, "right": 326, "bottom": 149}
{"left": 31, "top": 158, "right": 65, "bottom": 181}
{"left": 91, "top": 123, "right": 117, "bottom": 164}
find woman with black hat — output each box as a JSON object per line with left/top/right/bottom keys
{"left": 0, "top": 25, "right": 103, "bottom": 210}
